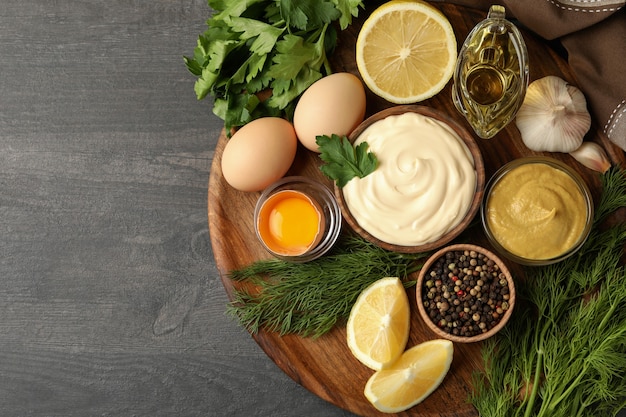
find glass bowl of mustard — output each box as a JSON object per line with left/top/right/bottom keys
{"left": 481, "top": 156, "right": 594, "bottom": 266}
{"left": 254, "top": 176, "right": 342, "bottom": 263}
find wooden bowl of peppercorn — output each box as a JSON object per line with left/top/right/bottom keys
{"left": 416, "top": 243, "right": 516, "bottom": 343}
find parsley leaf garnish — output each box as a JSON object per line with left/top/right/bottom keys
{"left": 184, "top": 0, "right": 364, "bottom": 133}
{"left": 317, "top": 134, "right": 378, "bottom": 188}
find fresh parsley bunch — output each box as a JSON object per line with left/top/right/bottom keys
{"left": 184, "top": 0, "right": 364, "bottom": 132}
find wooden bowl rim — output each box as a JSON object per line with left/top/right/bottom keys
{"left": 334, "top": 105, "right": 486, "bottom": 253}
{"left": 415, "top": 243, "right": 516, "bottom": 343}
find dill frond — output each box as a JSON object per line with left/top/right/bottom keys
{"left": 226, "top": 234, "right": 429, "bottom": 338}
{"left": 469, "top": 168, "right": 626, "bottom": 417}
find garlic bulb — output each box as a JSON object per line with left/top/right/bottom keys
{"left": 570, "top": 142, "right": 611, "bottom": 173}
{"left": 515, "top": 76, "right": 591, "bottom": 153}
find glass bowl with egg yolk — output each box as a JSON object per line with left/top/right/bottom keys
{"left": 254, "top": 176, "right": 342, "bottom": 262}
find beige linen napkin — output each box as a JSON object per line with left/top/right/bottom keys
{"left": 439, "top": 0, "right": 626, "bottom": 151}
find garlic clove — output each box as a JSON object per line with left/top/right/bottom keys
{"left": 515, "top": 76, "right": 591, "bottom": 153}
{"left": 569, "top": 142, "right": 612, "bottom": 173}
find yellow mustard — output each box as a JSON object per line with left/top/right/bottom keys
{"left": 486, "top": 163, "right": 588, "bottom": 260}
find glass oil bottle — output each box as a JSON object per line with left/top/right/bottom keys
{"left": 452, "top": 5, "right": 529, "bottom": 139}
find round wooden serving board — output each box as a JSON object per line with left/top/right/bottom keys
{"left": 208, "top": 3, "right": 626, "bottom": 417}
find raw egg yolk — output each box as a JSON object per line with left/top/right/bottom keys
{"left": 257, "top": 190, "right": 324, "bottom": 256}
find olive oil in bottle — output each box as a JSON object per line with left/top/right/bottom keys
{"left": 466, "top": 65, "right": 505, "bottom": 105}
{"left": 452, "top": 5, "right": 528, "bottom": 139}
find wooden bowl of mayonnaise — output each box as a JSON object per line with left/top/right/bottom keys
{"left": 335, "top": 105, "right": 485, "bottom": 253}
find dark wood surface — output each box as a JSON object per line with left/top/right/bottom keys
{"left": 0, "top": 1, "right": 359, "bottom": 416}
{"left": 209, "top": 3, "right": 626, "bottom": 417}
{"left": 1, "top": 2, "right": 624, "bottom": 417}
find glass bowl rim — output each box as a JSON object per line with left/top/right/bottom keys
{"left": 254, "top": 175, "right": 342, "bottom": 263}
{"left": 480, "top": 156, "right": 594, "bottom": 266}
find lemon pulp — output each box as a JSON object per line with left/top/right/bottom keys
{"left": 356, "top": 0, "right": 457, "bottom": 103}
{"left": 346, "top": 277, "right": 411, "bottom": 370}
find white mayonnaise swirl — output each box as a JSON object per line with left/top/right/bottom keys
{"left": 343, "top": 112, "right": 476, "bottom": 246}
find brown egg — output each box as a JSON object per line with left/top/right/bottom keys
{"left": 294, "top": 72, "right": 367, "bottom": 152}
{"left": 221, "top": 117, "right": 297, "bottom": 192}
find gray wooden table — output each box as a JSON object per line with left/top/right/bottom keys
{"left": 0, "top": 1, "right": 355, "bottom": 416}
{"left": 1, "top": 2, "right": 624, "bottom": 417}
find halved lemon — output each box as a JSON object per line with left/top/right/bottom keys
{"left": 356, "top": 0, "right": 457, "bottom": 103}
{"left": 346, "top": 277, "right": 410, "bottom": 371}
{"left": 364, "top": 339, "right": 454, "bottom": 413}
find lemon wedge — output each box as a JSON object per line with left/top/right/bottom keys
{"left": 346, "top": 277, "right": 410, "bottom": 371}
{"left": 356, "top": 0, "right": 457, "bottom": 103}
{"left": 365, "top": 339, "right": 454, "bottom": 413}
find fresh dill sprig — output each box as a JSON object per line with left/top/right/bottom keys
{"left": 470, "top": 167, "right": 626, "bottom": 417}
{"left": 226, "top": 235, "right": 429, "bottom": 338}
{"left": 595, "top": 165, "right": 626, "bottom": 223}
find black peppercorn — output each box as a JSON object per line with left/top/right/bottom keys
{"left": 421, "top": 249, "right": 511, "bottom": 338}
